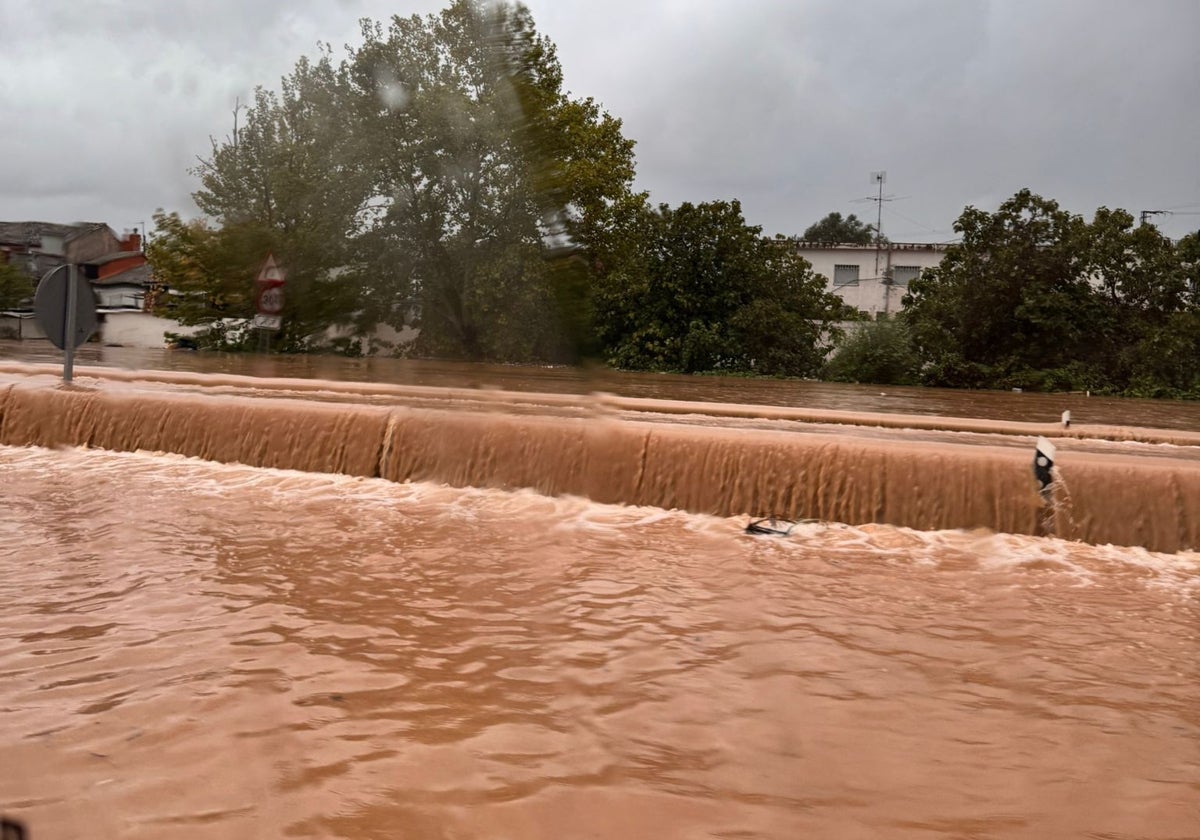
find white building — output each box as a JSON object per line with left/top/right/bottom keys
{"left": 795, "top": 242, "right": 949, "bottom": 318}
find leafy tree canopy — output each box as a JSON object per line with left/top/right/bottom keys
{"left": 161, "top": 0, "right": 639, "bottom": 361}
{"left": 900, "top": 189, "right": 1200, "bottom": 396}
{"left": 594, "top": 200, "right": 853, "bottom": 376}
{"left": 0, "top": 260, "right": 33, "bottom": 311}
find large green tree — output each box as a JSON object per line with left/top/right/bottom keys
{"left": 1081, "top": 207, "right": 1193, "bottom": 392}
{"left": 174, "top": 0, "right": 639, "bottom": 361}
{"left": 145, "top": 211, "right": 292, "bottom": 349}
{"left": 188, "top": 52, "right": 368, "bottom": 349}
{"left": 595, "top": 200, "right": 851, "bottom": 376}
{"left": 901, "top": 190, "right": 1200, "bottom": 395}
{"left": 902, "top": 190, "right": 1100, "bottom": 388}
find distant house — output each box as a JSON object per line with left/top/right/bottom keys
{"left": 89, "top": 231, "right": 152, "bottom": 309}
{"left": 794, "top": 241, "right": 949, "bottom": 319}
{"left": 0, "top": 221, "right": 123, "bottom": 280}
{"left": 0, "top": 221, "right": 159, "bottom": 341}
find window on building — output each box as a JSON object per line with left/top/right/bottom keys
{"left": 833, "top": 264, "right": 860, "bottom": 286}
{"left": 891, "top": 265, "right": 920, "bottom": 286}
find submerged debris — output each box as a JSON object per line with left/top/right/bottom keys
{"left": 745, "top": 517, "right": 802, "bottom": 536}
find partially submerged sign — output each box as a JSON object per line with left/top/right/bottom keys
{"left": 1033, "top": 436, "right": 1056, "bottom": 500}
{"left": 34, "top": 264, "right": 96, "bottom": 351}
{"left": 33, "top": 264, "right": 97, "bottom": 382}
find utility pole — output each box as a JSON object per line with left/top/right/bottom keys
{"left": 1140, "top": 210, "right": 1167, "bottom": 226}
{"left": 869, "top": 171, "right": 891, "bottom": 315}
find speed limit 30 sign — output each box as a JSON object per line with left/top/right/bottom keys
{"left": 257, "top": 284, "right": 284, "bottom": 314}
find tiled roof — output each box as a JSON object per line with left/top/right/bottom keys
{"left": 92, "top": 262, "right": 152, "bottom": 287}
{"left": 0, "top": 221, "right": 110, "bottom": 246}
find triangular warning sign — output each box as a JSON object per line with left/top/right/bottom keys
{"left": 257, "top": 253, "right": 286, "bottom": 285}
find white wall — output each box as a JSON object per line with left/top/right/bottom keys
{"left": 0, "top": 315, "right": 47, "bottom": 340}
{"left": 8, "top": 309, "right": 420, "bottom": 355}
{"left": 368, "top": 322, "right": 420, "bottom": 354}
{"left": 797, "top": 243, "right": 947, "bottom": 318}
{"left": 99, "top": 312, "right": 199, "bottom": 348}
{"left": 40, "top": 235, "right": 65, "bottom": 256}
{"left": 94, "top": 287, "right": 144, "bottom": 309}
{"left": 317, "top": 321, "right": 420, "bottom": 355}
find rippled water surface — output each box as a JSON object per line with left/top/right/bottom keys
{"left": 2, "top": 445, "right": 1197, "bottom": 839}
{"left": 6, "top": 339, "right": 1200, "bottom": 429}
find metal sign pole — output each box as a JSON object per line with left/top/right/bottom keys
{"left": 33, "top": 263, "right": 97, "bottom": 376}
{"left": 63, "top": 263, "right": 78, "bottom": 383}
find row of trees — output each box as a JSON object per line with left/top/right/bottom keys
{"left": 149, "top": 0, "right": 1199, "bottom": 396}
{"left": 824, "top": 190, "right": 1200, "bottom": 397}
{"left": 148, "top": 0, "right": 852, "bottom": 376}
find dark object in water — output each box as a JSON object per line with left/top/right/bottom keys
{"left": 1033, "top": 436, "right": 1056, "bottom": 501}
{"left": 745, "top": 517, "right": 800, "bottom": 536}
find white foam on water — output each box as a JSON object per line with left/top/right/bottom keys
{"left": 3, "top": 443, "right": 1196, "bottom": 595}
{"left": 735, "top": 511, "right": 1199, "bottom": 594}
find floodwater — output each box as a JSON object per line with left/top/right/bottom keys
{"left": 1, "top": 447, "right": 1197, "bottom": 839}
{"left": 5, "top": 338, "right": 1200, "bottom": 429}
{"left": 1, "top": 347, "right": 1199, "bottom": 838}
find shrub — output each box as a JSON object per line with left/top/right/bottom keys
{"left": 823, "top": 318, "right": 919, "bottom": 385}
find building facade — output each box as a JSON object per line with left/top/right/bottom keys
{"left": 1, "top": 221, "right": 155, "bottom": 339}
{"left": 795, "top": 241, "right": 949, "bottom": 318}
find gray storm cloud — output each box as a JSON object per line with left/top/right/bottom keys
{"left": 0, "top": 0, "right": 1196, "bottom": 240}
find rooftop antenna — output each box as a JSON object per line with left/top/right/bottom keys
{"left": 869, "top": 171, "right": 887, "bottom": 245}
{"left": 868, "top": 171, "right": 892, "bottom": 313}
{"left": 851, "top": 173, "right": 910, "bottom": 312}
{"left": 1140, "top": 209, "right": 1200, "bottom": 228}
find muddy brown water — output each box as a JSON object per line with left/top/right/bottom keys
{"left": 1, "top": 344, "right": 1198, "bottom": 838}
{"left": 6, "top": 339, "right": 1200, "bottom": 429}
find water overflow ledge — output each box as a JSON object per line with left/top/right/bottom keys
{"left": 1, "top": 374, "right": 1197, "bottom": 553}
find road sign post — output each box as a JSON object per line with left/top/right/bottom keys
{"left": 33, "top": 263, "right": 97, "bottom": 383}
{"left": 254, "top": 253, "right": 286, "bottom": 352}
{"left": 64, "top": 264, "right": 78, "bottom": 381}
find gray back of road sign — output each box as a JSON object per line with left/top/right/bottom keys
{"left": 34, "top": 265, "right": 97, "bottom": 350}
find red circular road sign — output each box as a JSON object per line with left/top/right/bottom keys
{"left": 257, "top": 284, "right": 284, "bottom": 315}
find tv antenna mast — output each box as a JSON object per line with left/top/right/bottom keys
{"left": 851, "top": 172, "right": 911, "bottom": 314}
{"left": 1140, "top": 209, "right": 1200, "bottom": 227}
{"left": 852, "top": 172, "right": 905, "bottom": 240}
{"left": 867, "top": 171, "right": 896, "bottom": 312}
{"left": 869, "top": 171, "right": 887, "bottom": 246}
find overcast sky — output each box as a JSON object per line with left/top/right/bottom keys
{"left": 1, "top": 0, "right": 1197, "bottom": 242}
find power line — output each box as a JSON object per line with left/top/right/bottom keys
{"left": 1140, "top": 209, "right": 1200, "bottom": 225}
{"left": 882, "top": 205, "right": 948, "bottom": 236}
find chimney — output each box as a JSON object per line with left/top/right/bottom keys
{"left": 121, "top": 229, "right": 142, "bottom": 252}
